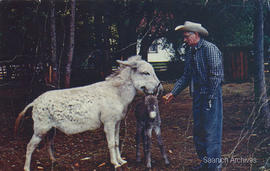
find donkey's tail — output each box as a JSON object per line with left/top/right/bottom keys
{"left": 14, "top": 102, "right": 34, "bottom": 136}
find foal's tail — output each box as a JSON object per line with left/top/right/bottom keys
{"left": 14, "top": 102, "right": 34, "bottom": 136}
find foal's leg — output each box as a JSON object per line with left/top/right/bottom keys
{"left": 135, "top": 121, "right": 143, "bottom": 163}
{"left": 154, "top": 126, "right": 170, "bottom": 166}
{"left": 104, "top": 122, "right": 120, "bottom": 168}
{"left": 145, "top": 126, "right": 153, "bottom": 168}
{"left": 24, "top": 133, "right": 43, "bottom": 171}
{"left": 115, "top": 121, "right": 127, "bottom": 165}
{"left": 142, "top": 124, "right": 147, "bottom": 159}
{"left": 47, "top": 128, "right": 56, "bottom": 162}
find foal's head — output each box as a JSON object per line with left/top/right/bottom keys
{"left": 144, "top": 95, "right": 159, "bottom": 119}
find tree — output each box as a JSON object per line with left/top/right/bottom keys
{"left": 65, "top": 0, "right": 75, "bottom": 88}
{"left": 49, "top": 0, "right": 59, "bottom": 88}
{"left": 137, "top": 8, "right": 174, "bottom": 60}
{"left": 254, "top": 0, "right": 270, "bottom": 128}
{"left": 266, "top": 1, "right": 270, "bottom": 129}
{"left": 114, "top": 0, "right": 141, "bottom": 59}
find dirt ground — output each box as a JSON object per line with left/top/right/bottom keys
{"left": 0, "top": 82, "right": 269, "bottom": 171}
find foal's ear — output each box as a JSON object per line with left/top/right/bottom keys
{"left": 116, "top": 60, "right": 138, "bottom": 69}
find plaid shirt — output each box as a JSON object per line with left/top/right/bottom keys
{"left": 171, "top": 39, "right": 224, "bottom": 100}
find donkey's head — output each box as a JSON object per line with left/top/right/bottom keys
{"left": 117, "top": 55, "right": 162, "bottom": 95}
{"left": 145, "top": 95, "right": 159, "bottom": 119}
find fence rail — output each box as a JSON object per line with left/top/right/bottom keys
{"left": 0, "top": 56, "right": 45, "bottom": 87}
{"left": 1, "top": 51, "right": 269, "bottom": 88}
{"left": 223, "top": 47, "right": 252, "bottom": 82}
{"left": 150, "top": 62, "right": 168, "bottom": 72}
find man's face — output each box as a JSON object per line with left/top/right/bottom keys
{"left": 183, "top": 32, "right": 199, "bottom": 47}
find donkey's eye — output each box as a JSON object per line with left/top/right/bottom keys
{"left": 142, "top": 72, "right": 150, "bottom": 75}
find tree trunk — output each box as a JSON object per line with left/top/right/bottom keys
{"left": 94, "top": 12, "right": 103, "bottom": 49}
{"left": 118, "top": 26, "right": 137, "bottom": 59}
{"left": 65, "top": 0, "right": 76, "bottom": 88}
{"left": 49, "top": 0, "right": 59, "bottom": 88}
{"left": 116, "top": 1, "right": 138, "bottom": 60}
{"left": 139, "top": 36, "right": 154, "bottom": 61}
{"left": 118, "top": 19, "right": 137, "bottom": 59}
{"left": 254, "top": 0, "right": 270, "bottom": 128}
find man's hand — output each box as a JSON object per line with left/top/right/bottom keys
{"left": 162, "top": 93, "right": 174, "bottom": 104}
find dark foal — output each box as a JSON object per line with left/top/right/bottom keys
{"left": 135, "top": 95, "right": 170, "bottom": 169}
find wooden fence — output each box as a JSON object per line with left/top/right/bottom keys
{"left": 149, "top": 48, "right": 254, "bottom": 83}
{"left": 1, "top": 51, "right": 268, "bottom": 88}
{"left": 0, "top": 56, "right": 48, "bottom": 87}
{"left": 223, "top": 47, "right": 252, "bottom": 82}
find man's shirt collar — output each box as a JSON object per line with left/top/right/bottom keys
{"left": 193, "top": 38, "right": 204, "bottom": 51}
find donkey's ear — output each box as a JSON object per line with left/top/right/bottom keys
{"left": 116, "top": 60, "right": 138, "bottom": 69}
{"left": 128, "top": 55, "right": 142, "bottom": 61}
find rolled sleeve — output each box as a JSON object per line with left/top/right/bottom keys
{"left": 171, "top": 58, "right": 192, "bottom": 96}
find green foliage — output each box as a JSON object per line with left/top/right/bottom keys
{"left": 0, "top": 0, "right": 268, "bottom": 63}
{"left": 265, "top": 35, "right": 270, "bottom": 46}
{"left": 227, "top": 18, "right": 254, "bottom": 47}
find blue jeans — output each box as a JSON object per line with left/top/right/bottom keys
{"left": 192, "top": 85, "right": 223, "bottom": 169}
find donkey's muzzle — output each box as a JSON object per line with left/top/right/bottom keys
{"left": 154, "top": 82, "right": 163, "bottom": 96}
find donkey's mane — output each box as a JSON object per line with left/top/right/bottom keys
{"left": 105, "top": 65, "right": 126, "bottom": 81}
{"left": 105, "top": 65, "right": 132, "bottom": 87}
{"left": 105, "top": 55, "right": 142, "bottom": 86}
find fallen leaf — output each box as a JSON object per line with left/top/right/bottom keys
{"left": 98, "top": 162, "right": 106, "bottom": 167}
{"left": 37, "top": 166, "right": 44, "bottom": 170}
{"left": 80, "top": 157, "right": 91, "bottom": 160}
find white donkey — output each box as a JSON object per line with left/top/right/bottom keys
{"left": 15, "top": 55, "right": 162, "bottom": 171}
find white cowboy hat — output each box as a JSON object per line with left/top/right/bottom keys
{"left": 175, "top": 21, "right": 209, "bottom": 36}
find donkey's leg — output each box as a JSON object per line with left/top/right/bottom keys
{"left": 154, "top": 126, "right": 170, "bottom": 166}
{"left": 135, "top": 122, "right": 143, "bottom": 163}
{"left": 104, "top": 122, "right": 120, "bottom": 168}
{"left": 145, "top": 127, "right": 153, "bottom": 168}
{"left": 115, "top": 121, "right": 127, "bottom": 165}
{"left": 47, "top": 128, "right": 56, "bottom": 162}
{"left": 142, "top": 125, "right": 147, "bottom": 159}
{"left": 24, "top": 133, "right": 43, "bottom": 171}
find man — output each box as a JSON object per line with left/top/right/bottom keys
{"left": 163, "top": 21, "right": 224, "bottom": 171}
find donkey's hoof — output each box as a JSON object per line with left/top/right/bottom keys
{"left": 146, "top": 163, "right": 152, "bottom": 169}
{"left": 136, "top": 159, "right": 141, "bottom": 163}
{"left": 114, "top": 164, "right": 121, "bottom": 168}
{"left": 136, "top": 157, "right": 142, "bottom": 163}
{"left": 119, "top": 159, "right": 127, "bottom": 166}
{"left": 112, "top": 160, "right": 121, "bottom": 168}
{"left": 50, "top": 157, "right": 56, "bottom": 163}
{"left": 165, "top": 162, "right": 170, "bottom": 167}
{"left": 165, "top": 159, "right": 170, "bottom": 166}
{"left": 24, "top": 167, "right": 30, "bottom": 171}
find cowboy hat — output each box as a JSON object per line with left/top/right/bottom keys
{"left": 175, "top": 21, "right": 209, "bottom": 36}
